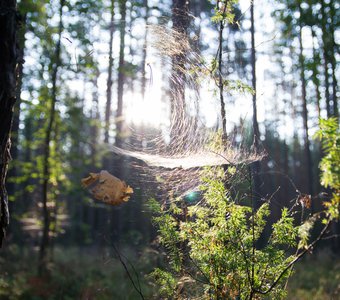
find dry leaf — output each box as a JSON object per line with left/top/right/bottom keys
{"left": 299, "top": 194, "right": 311, "bottom": 209}
{"left": 81, "top": 170, "right": 133, "bottom": 205}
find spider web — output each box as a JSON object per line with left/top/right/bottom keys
{"left": 107, "top": 25, "right": 261, "bottom": 199}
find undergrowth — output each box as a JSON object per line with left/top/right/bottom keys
{"left": 287, "top": 250, "right": 340, "bottom": 300}
{"left": 0, "top": 244, "right": 156, "bottom": 300}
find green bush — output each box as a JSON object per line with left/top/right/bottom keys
{"left": 148, "top": 118, "right": 340, "bottom": 299}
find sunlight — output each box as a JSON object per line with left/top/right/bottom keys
{"left": 124, "top": 89, "right": 166, "bottom": 127}
{"left": 124, "top": 81, "right": 168, "bottom": 128}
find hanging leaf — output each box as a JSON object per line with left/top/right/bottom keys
{"left": 81, "top": 170, "right": 133, "bottom": 206}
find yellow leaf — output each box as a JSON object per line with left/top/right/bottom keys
{"left": 81, "top": 170, "right": 133, "bottom": 206}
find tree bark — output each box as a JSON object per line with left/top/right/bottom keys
{"left": 105, "top": 0, "right": 115, "bottom": 144}
{"left": 6, "top": 11, "right": 25, "bottom": 209}
{"left": 170, "top": 0, "right": 189, "bottom": 150}
{"left": 309, "top": 28, "right": 321, "bottom": 119}
{"left": 218, "top": 3, "right": 227, "bottom": 141}
{"left": 91, "top": 67, "right": 100, "bottom": 166}
{"left": 116, "top": 0, "right": 127, "bottom": 148}
{"left": 39, "top": 0, "right": 64, "bottom": 274}
{"left": 329, "top": 0, "right": 338, "bottom": 119}
{"left": 321, "top": 0, "right": 331, "bottom": 118}
{"left": 250, "top": 0, "right": 261, "bottom": 210}
{"left": 0, "top": 0, "right": 18, "bottom": 247}
{"left": 298, "top": 6, "right": 313, "bottom": 205}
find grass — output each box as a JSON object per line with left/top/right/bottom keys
{"left": 286, "top": 250, "right": 340, "bottom": 300}
{"left": 0, "top": 244, "right": 339, "bottom": 299}
{"left": 0, "top": 244, "right": 158, "bottom": 300}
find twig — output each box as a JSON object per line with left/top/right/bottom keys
{"left": 253, "top": 221, "right": 331, "bottom": 295}
{"left": 321, "top": 234, "right": 340, "bottom": 241}
{"left": 186, "top": 253, "right": 211, "bottom": 285}
{"left": 108, "top": 240, "right": 145, "bottom": 300}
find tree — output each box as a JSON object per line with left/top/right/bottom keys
{"left": 216, "top": 0, "right": 227, "bottom": 141}
{"left": 250, "top": 0, "right": 262, "bottom": 210}
{"left": 273, "top": 0, "right": 322, "bottom": 204}
{"left": 169, "top": 0, "right": 190, "bottom": 150}
{"left": 39, "top": 0, "right": 64, "bottom": 274}
{"left": 6, "top": 2, "right": 25, "bottom": 199}
{"left": 141, "top": 0, "right": 149, "bottom": 101}
{"left": 320, "top": 1, "right": 330, "bottom": 117}
{"left": 298, "top": 2, "right": 313, "bottom": 202}
{"left": 327, "top": 0, "right": 338, "bottom": 119}
{"left": 148, "top": 161, "right": 335, "bottom": 299}
{"left": 0, "top": 0, "right": 18, "bottom": 247}
{"left": 116, "top": 0, "right": 127, "bottom": 147}
{"left": 105, "top": 0, "right": 115, "bottom": 144}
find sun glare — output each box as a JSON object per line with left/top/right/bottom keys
{"left": 124, "top": 88, "right": 168, "bottom": 128}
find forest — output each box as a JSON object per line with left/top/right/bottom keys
{"left": 0, "top": 0, "right": 339, "bottom": 299}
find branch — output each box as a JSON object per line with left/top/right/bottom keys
{"left": 109, "top": 241, "right": 145, "bottom": 300}
{"left": 253, "top": 221, "right": 332, "bottom": 295}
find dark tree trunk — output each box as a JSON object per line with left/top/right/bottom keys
{"left": 328, "top": 0, "right": 340, "bottom": 253}
{"left": 0, "top": 0, "right": 18, "bottom": 247}
{"left": 321, "top": 0, "right": 331, "bottom": 118}
{"left": 5, "top": 27, "right": 25, "bottom": 240}
{"left": 116, "top": 0, "right": 127, "bottom": 148}
{"left": 170, "top": 0, "right": 189, "bottom": 150}
{"left": 250, "top": 0, "right": 261, "bottom": 210}
{"left": 7, "top": 13, "right": 25, "bottom": 200}
{"left": 298, "top": 6, "right": 313, "bottom": 205}
{"left": 109, "top": 0, "right": 127, "bottom": 243}
{"left": 281, "top": 139, "right": 290, "bottom": 206}
{"left": 329, "top": 1, "right": 338, "bottom": 119}
{"left": 105, "top": 0, "right": 115, "bottom": 144}
{"left": 218, "top": 2, "right": 227, "bottom": 141}
{"left": 91, "top": 67, "right": 100, "bottom": 166}
{"left": 39, "top": 0, "right": 64, "bottom": 274}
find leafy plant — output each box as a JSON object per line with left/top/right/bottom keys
{"left": 148, "top": 118, "right": 340, "bottom": 299}
{"left": 147, "top": 167, "right": 293, "bottom": 299}
{"left": 314, "top": 117, "right": 340, "bottom": 220}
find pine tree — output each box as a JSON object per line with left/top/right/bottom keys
{"left": 0, "top": 0, "right": 18, "bottom": 246}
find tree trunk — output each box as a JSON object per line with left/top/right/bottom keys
{"left": 116, "top": 0, "right": 127, "bottom": 148}
{"left": 141, "top": 0, "right": 149, "bottom": 101}
{"left": 321, "top": 0, "right": 331, "bottom": 118}
{"left": 329, "top": 0, "right": 338, "bottom": 119}
{"left": 310, "top": 27, "right": 323, "bottom": 195}
{"left": 0, "top": 0, "right": 18, "bottom": 247}
{"left": 298, "top": 6, "right": 313, "bottom": 205}
{"left": 310, "top": 28, "right": 321, "bottom": 119}
{"left": 170, "top": 0, "right": 189, "bottom": 150}
{"left": 281, "top": 139, "right": 289, "bottom": 206}
{"left": 39, "top": 0, "right": 64, "bottom": 274}
{"left": 250, "top": 0, "right": 261, "bottom": 210}
{"left": 105, "top": 0, "right": 115, "bottom": 144}
{"left": 328, "top": 0, "right": 340, "bottom": 253}
{"left": 6, "top": 13, "right": 25, "bottom": 201}
{"left": 91, "top": 67, "right": 100, "bottom": 166}
{"left": 218, "top": 5, "right": 227, "bottom": 141}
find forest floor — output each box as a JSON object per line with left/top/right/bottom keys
{"left": 286, "top": 249, "right": 340, "bottom": 300}
{"left": 0, "top": 244, "right": 339, "bottom": 299}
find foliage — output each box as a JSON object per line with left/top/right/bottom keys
{"left": 210, "top": 0, "right": 239, "bottom": 24}
{"left": 148, "top": 118, "right": 340, "bottom": 299}
{"left": 148, "top": 167, "right": 306, "bottom": 299}
{"left": 314, "top": 117, "right": 340, "bottom": 220}
{"left": 3, "top": 0, "right": 339, "bottom": 298}
{"left": 148, "top": 268, "right": 177, "bottom": 298}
